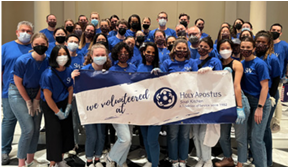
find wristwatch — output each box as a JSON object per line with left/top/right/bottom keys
{"left": 257, "top": 104, "right": 263, "bottom": 108}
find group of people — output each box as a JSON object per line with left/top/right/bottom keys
{"left": 2, "top": 11, "right": 288, "bottom": 167}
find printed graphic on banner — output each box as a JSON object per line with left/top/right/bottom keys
{"left": 74, "top": 70, "right": 237, "bottom": 125}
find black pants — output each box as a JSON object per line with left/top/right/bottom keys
{"left": 41, "top": 98, "right": 74, "bottom": 162}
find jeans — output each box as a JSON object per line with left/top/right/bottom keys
{"left": 167, "top": 125, "right": 190, "bottom": 161}
{"left": 85, "top": 124, "right": 106, "bottom": 160}
{"left": 1, "top": 98, "right": 17, "bottom": 155}
{"left": 140, "top": 126, "right": 161, "bottom": 167}
{"left": 108, "top": 124, "right": 132, "bottom": 166}
{"left": 246, "top": 93, "right": 271, "bottom": 167}
{"left": 72, "top": 96, "right": 81, "bottom": 146}
{"left": 264, "top": 90, "right": 279, "bottom": 166}
{"left": 193, "top": 124, "right": 211, "bottom": 162}
{"left": 8, "top": 84, "right": 42, "bottom": 159}
{"left": 219, "top": 93, "right": 250, "bottom": 163}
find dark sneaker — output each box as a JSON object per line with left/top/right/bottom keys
{"left": 2, "top": 154, "right": 10, "bottom": 165}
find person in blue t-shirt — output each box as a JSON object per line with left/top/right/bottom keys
{"left": 108, "top": 19, "right": 128, "bottom": 51}
{"left": 46, "top": 27, "right": 68, "bottom": 56}
{"left": 239, "top": 30, "right": 254, "bottom": 41}
{"left": 231, "top": 38, "right": 242, "bottom": 61}
{"left": 166, "top": 36, "right": 176, "bottom": 52}
{"left": 195, "top": 18, "right": 209, "bottom": 40}
{"left": 231, "top": 18, "right": 244, "bottom": 39}
{"left": 64, "top": 19, "right": 75, "bottom": 36}
{"left": 142, "top": 17, "right": 151, "bottom": 40}
{"left": 153, "top": 30, "right": 170, "bottom": 67}
{"left": 135, "top": 31, "right": 146, "bottom": 49}
{"left": 269, "top": 23, "right": 288, "bottom": 133}
{"left": 108, "top": 15, "right": 119, "bottom": 38}
{"left": 100, "top": 19, "right": 110, "bottom": 37}
{"left": 146, "top": 11, "right": 177, "bottom": 42}
{"left": 240, "top": 37, "right": 271, "bottom": 167}
{"left": 8, "top": 33, "right": 49, "bottom": 167}
{"left": 1, "top": 21, "right": 33, "bottom": 165}
{"left": 175, "top": 24, "right": 187, "bottom": 39}
{"left": 126, "top": 14, "right": 141, "bottom": 37}
{"left": 110, "top": 42, "right": 137, "bottom": 72}
{"left": 40, "top": 14, "right": 57, "bottom": 43}
{"left": 78, "top": 15, "right": 89, "bottom": 30}
{"left": 90, "top": 12, "right": 101, "bottom": 34}
{"left": 71, "top": 44, "right": 111, "bottom": 167}
{"left": 78, "top": 23, "right": 95, "bottom": 56}
{"left": 193, "top": 37, "right": 222, "bottom": 167}
{"left": 215, "top": 39, "right": 250, "bottom": 167}
{"left": 214, "top": 22, "right": 231, "bottom": 44}
{"left": 178, "top": 13, "right": 190, "bottom": 29}
{"left": 74, "top": 23, "right": 83, "bottom": 39}
{"left": 39, "top": 45, "right": 74, "bottom": 167}
{"left": 214, "top": 26, "right": 233, "bottom": 58}
{"left": 125, "top": 36, "right": 142, "bottom": 67}
{"left": 254, "top": 31, "right": 281, "bottom": 167}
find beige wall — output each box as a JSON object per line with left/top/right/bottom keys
{"left": 2, "top": 1, "right": 288, "bottom": 44}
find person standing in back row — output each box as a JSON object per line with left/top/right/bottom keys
{"left": 40, "top": 14, "right": 57, "bottom": 43}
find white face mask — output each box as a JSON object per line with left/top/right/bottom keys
{"left": 56, "top": 55, "right": 68, "bottom": 66}
{"left": 18, "top": 32, "right": 31, "bottom": 43}
{"left": 67, "top": 42, "right": 79, "bottom": 52}
{"left": 219, "top": 49, "right": 232, "bottom": 59}
{"left": 93, "top": 56, "right": 107, "bottom": 65}
{"left": 158, "top": 19, "right": 167, "bottom": 26}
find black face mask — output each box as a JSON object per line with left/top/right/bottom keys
{"left": 136, "top": 36, "right": 145, "bottom": 43}
{"left": 255, "top": 43, "right": 268, "bottom": 56}
{"left": 101, "top": 27, "right": 109, "bottom": 34}
{"left": 177, "top": 30, "right": 187, "bottom": 37}
{"left": 131, "top": 23, "right": 138, "bottom": 30}
{"left": 56, "top": 36, "right": 66, "bottom": 44}
{"left": 74, "top": 30, "right": 82, "bottom": 38}
{"left": 85, "top": 31, "right": 94, "bottom": 39}
{"left": 180, "top": 21, "right": 188, "bottom": 27}
{"left": 271, "top": 32, "right": 280, "bottom": 40}
{"left": 48, "top": 22, "right": 57, "bottom": 27}
{"left": 189, "top": 36, "right": 199, "bottom": 46}
{"left": 143, "top": 24, "right": 150, "bottom": 30}
{"left": 168, "top": 44, "right": 173, "bottom": 51}
{"left": 222, "top": 33, "right": 230, "bottom": 40}
{"left": 33, "top": 45, "right": 48, "bottom": 55}
{"left": 235, "top": 23, "right": 242, "bottom": 30}
{"left": 197, "top": 26, "right": 204, "bottom": 31}
{"left": 118, "top": 28, "right": 126, "bottom": 36}
{"left": 66, "top": 26, "right": 74, "bottom": 33}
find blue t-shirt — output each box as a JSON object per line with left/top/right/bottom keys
{"left": 81, "top": 64, "right": 95, "bottom": 70}
{"left": 70, "top": 53, "right": 85, "bottom": 70}
{"left": 259, "top": 54, "right": 281, "bottom": 88}
{"left": 274, "top": 41, "right": 288, "bottom": 78}
{"left": 40, "top": 67, "right": 73, "bottom": 103}
{"left": 2, "top": 41, "right": 32, "bottom": 98}
{"left": 188, "top": 43, "right": 220, "bottom": 60}
{"left": 109, "top": 64, "right": 137, "bottom": 72}
{"left": 108, "top": 36, "right": 123, "bottom": 51}
{"left": 200, "top": 32, "right": 209, "bottom": 40}
{"left": 11, "top": 53, "right": 49, "bottom": 89}
{"left": 194, "top": 57, "right": 223, "bottom": 71}
{"left": 125, "top": 29, "right": 136, "bottom": 37}
{"left": 161, "top": 59, "right": 198, "bottom": 72}
{"left": 40, "top": 28, "right": 55, "bottom": 43}
{"left": 108, "top": 30, "right": 117, "bottom": 38}
{"left": 142, "top": 30, "right": 151, "bottom": 41}
{"left": 146, "top": 28, "right": 177, "bottom": 42}
{"left": 46, "top": 42, "right": 56, "bottom": 56}
{"left": 137, "top": 64, "right": 153, "bottom": 72}
{"left": 241, "top": 57, "right": 270, "bottom": 99}
{"left": 158, "top": 47, "right": 170, "bottom": 67}
{"left": 95, "top": 28, "right": 101, "bottom": 34}
{"left": 78, "top": 43, "right": 91, "bottom": 56}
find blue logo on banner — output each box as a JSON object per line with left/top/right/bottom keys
{"left": 154, "top": 87, "right": 177, "bottom": 109}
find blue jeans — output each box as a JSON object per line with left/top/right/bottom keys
{"left": 246, "top": 93, "right": 271, "bottom": 167}
{"left": 85, "top": 124, "right": 106, "bottom": 160}
{"left": 108, "top": 124, "right": 131, "bottom": 166}
{"left": 219, "top": 93, "right": 250, "bottom": 163}
{"left": 1, "top": 97, "right": 17, "bottom": 155}
{"left": 167, "top": 125, "right": 190, "bottom": 161}
{"left": 140, "top": 126, "right": 161, "bottom": 167}
{"left": 193, "top": 124, "right": 210, "bottom": 161}
{"left": 8, "top": 84, "right": 42, "bottom": 159}
{"left": 72, "top": 96, "right": 81, "bottom": 146}
{"left": 264, "top": 90, "right": 279, "bottom": 166}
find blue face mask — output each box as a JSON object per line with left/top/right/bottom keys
{"left": 93, "top": 56, "right": 107, "bottom": 65}
{"left": 241, "top": 27, "right": 250, "bottom": 32}
{"left": 91, "top": 19, "right": 99, "bottom": 26}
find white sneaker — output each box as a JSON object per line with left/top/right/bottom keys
{"left": 195, "top": 159, "right": 204, "bottom": 167}
{"left": 203, "top": 160, "right": 213, "bottom": 167}
{"left": 95, "top": 162, "right": 103, "bottom": 167}
{"left": 172, "top": 162, "right": 179, "bottom": 167}
{"left": 86, "top": 163, "right": 95, "bottom": 167}
{"left": 26, "top": 160, "right": 40, "bottom": 167}
{"left": 105, "top": 156, "right": 115, "bottom": 167}
{"left": 179, "top": 162, "right": 186, "bottom": 167}
{"left": 143, "top": 161, "right": 152, "bottom": 167}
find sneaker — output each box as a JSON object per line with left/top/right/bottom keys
{"left": 2, "top": 154, "right": 10, "bottom": 165}
{"left": 203, "top": 160, "right": 213, "bottom": 167}
{"left": 271, "top": 123, "right": 280, "bottom": 133}
{"left": 214, "top": 157, "right": 234, "bottom": 167}
{"left": 40, "top": 126, "right": 46, "bottom": 132}
{"left": 143, "top": 161, "right": 152, "bottom": 167}
{"left": 26, "top": 160, "right": 40, "bottom": 167}
{"left": 138, "top": 149, "right": 146, "bottom": 158}
{"left": 95, "top": 162, "right": 103, "bottom": 167}
{"left": 57, "top": 160, "right": 70, "bottom": 167}
{"left": 171, "top": 162, "right": 179, "bottom": 167}
{"left": 179, "top": 162, "right": 186, "bottom": 167}
{"left": 86, "top": 163, "right": 95, "bottom": 167}
{"left": 105, "top": 156, "right": 115, "bottom": 167}
{"left": 195, "top": 159, "right": 204, "bottom": 167}
{"left": 68, "top": 145, "right": 79, "bottom": 155}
